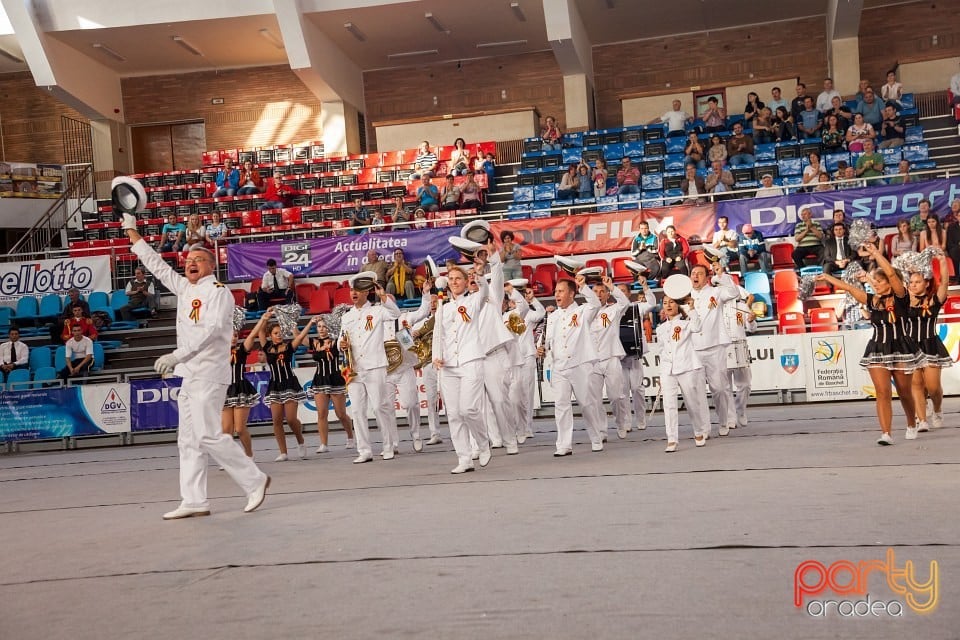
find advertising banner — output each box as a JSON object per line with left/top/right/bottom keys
{"left": 717, "top": 177, "right": 960, "bottom": 238}
{"left": 0, "top": 384, "right": 130, "bottom": 441}
{"left": 0, "top": 255, "right": 112, "bottom": 304}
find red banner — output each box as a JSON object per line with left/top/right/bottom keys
{"left": 490, "top": 203, "right": 717, "bottom": 259}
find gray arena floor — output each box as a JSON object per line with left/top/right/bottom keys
{"left": 2, "top": 399, "right": 959, "bottom": 640}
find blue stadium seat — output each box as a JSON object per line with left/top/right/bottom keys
{"left": 665, "top": 137, "right": 686, "bottom": 154}
{"left": 904, "top": 126, "right": 924, "bottom": 144}
{"left": 744, "top": 271, "right": 771, "bottom": 295}
{"left": 93, "top": 342, "right": 105, "bottom": 372}
{"left": 530, "top": 207, "right": 552, "bottom": 219}
{"left": 15, "top": 297, "right": 40, "bottom": 324}
{"left": 602, "top": 143, "right": 624, "bottom": 160}
{"left": 622, "top": 141, "right": 645, "bottom": 158}
{"left": 54, "top": 346, "right": 67, "bottom": 371}
{"left": 562, "top": 148, "right": 581, "bottom": 164}
{"left": 29, "top": 345, "right": 52, "bottom": 372}
{"left": 755, "top": 144, "right": 776, "bottom": 161}
{"left": 880, "top": 147, "right": 902, "bottom": 164}
{"left": 664, "top": 154, "right": 685, "bottom": 171}
{"left": 513, "top": 185, "right": 534, "bottom": 202}
{"left": 902, "top": 144, "right": 929, "bottom": 162}
{"left": 823, "top": 152, "right": 850, "bottom": 172}
{"left": 778, "top": 158, "right": 802, "bottom": 176}
{"left": 641, "top": 190, "right": 664, "bottom": 208}
{"left": 534, "top": 184, "right": 557, "bottom": 201}
{"left": 37, "top": 294, "right": 62, "bottom": 323}
{"left": 32, "top": 366, "right": 58, "bottom": 388}
{"left": 88, "top": 291, "right": 109, "bottom": 310}
{"left": 4, "top": 367, "right": 31, "bottom": 391}
{"left": 596, "top": 195, "right": 618, "bottom": 212}
{"left": 641, "top": 173, "right": 663, "bottom": 191}
{"left": 0, "top": 307, "right": 12, "bottom": 327}
{"left": 900, "top": 93, "right": 915, "bottom": 110}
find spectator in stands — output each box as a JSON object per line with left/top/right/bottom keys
{"left": 797, "top": 97, "right": 822, "bottom": 139}
{"left": 825, "top": 95, "right": 852, "bottom": 130}
{"left": 213, "top": 158, "right": 239, "bottom": 197}
{"left": 768, "top": 86, "right": 788, "bottom": 113}
{"left": 257, "top": 259, "right": 294, "bottom": 310}
{"left": 680, "top": 163, "right": 706, "bottom": 205}
{"left": 822, "top": 222, "right": 855, "bottom": 276}
{"left": 816, "top": 77, "right": 840, "bottom": 114}
{"left": 855, "top": 79, "right": 871, "bottom": 101}
{"left": 839, "top": 165, "right": 864, "bottom": 190}
{"left": 159, "top": 213, "right": 185, "bottom": 253}
{"left": 184, "top": 213, "right": 208, "bottom": 249}
{"left": 855, "top": 139, "right": 884, "bottom": 182}
{"left": 205, "top": 211, "right": 229, "bottom": 242}
{"left": 825, "top": 209, "right": 848, "bottom": 239}
{"left": 236, "top": 160, "right": 263, "bottom": 196}
{"left": 710, "top": 215, "right": 738, "bottom": 264}
{"left": 392, "top": 197, "right": 412, "bottom": 229}
{"left": 62, "top": 304, "right": 98, "bottom": 342}
{"left": 920, "top": 215, "right": 947, "bottom": 251}
{"left": 950, "top": 63, "right": 960, "bottom": 106}
{"left": 616, "top": 157, "right": 640, "bottom": 195}
{"left": 449, "top": 138, "right": 470, "bottom": 175}
{"left": 478, "top": 152, "right": 496, "bottom": 188}
{"left": 881, "top": 70, "right": 904, "bottom": 108}
{"left": 701, "top": 96, "right": 726, "bottom": 133}
{"left": 813, "top": 172, "right": 834, "bottom": 192}
{"left": 683, "top": 131, "right": 706, "bottom": 169}
{"left": 369, "top": 211, "right": 386, "bottom": 233}
{"left": 889, "top": 219, "right": 918, "bottom": 258}
{"left": 910, "top": 199, "right": 933, "bottom": 235}
{"left": 738, "top": 224, "right": 772, "bottom": 274}
{"left": 593, "top": 158, "right": 610, "bottom": 197}
{"left": 833, "top": 160, "right": 849, "bottom": 181}
{"left": 456, "top": 171, "right": 481, "bottom": 210}
{"left": 802, "top": 152, "right": 826, "bottom": 191}
{"left": 743, "top": 92, "right": 765, "bottom": 125}
{"left": 726, "top": 122, "right": 755, "bottom": 166}
{"left": 0, "top": 327, "right": 28, "bottom": 383}
{"left": 791, "top": 83, "right": 810, "bottom": 121}
{"left": 499, "top": 231, "right": 523, "bottom": 281}
{"left": 879, "top": 105, "right": 905, "bottom": 148}
{"left": 857, "top": 87, "right": 885, "bottom": 128}
{"left": 658, "top": 225, "right": 689, "bottom": 278}
{"left": 889, "top": 159, "right": 914, "bottom": 185}
{"left": 752, "top": 107, "right": 775, "bottom": 145}
{"left": 58, "top": 324, "right": 94, "bottom": 381}
{"left": 845, "top": 112, "right": 876, "bottom": 152}
{"left": 754, "top": 173, "right": 784, "bottom": 198}
{"left": 793, "top": 208, "right": 825, "bottom": 268}
{"left": 540, "top": 116, "right": 563, "bottom": 150}
{"left": 705, "top": 159, "right": 735, "bottom": 196}
{"left": 120, "top": 267, "right": 158, "bottom": 320}
{"left": 773, "top": 106, "right": 796, "bottom": 142}
{"left": 945, "top": 200, "right": 960, "bottom": 281}
{"left": 556, "top": 164, "right": 580, "bottom": 199}
{"left": 412, "top": 141, "right": 438, "bottom": 179}
{"left": 416, "top": 175, "right": 440, "bottom": 212}
{"left": 361, "top": 249, "right": 389, "bottom": 287}
{"left": 62, "top": 288, "right": 90, "bottom": 319}
{"left": 707, "top": 134, "right": 728, "bottom": 165}
{"left": 412, "top": 208, "right": 429, "bottom": 230}
{"left": 260, "top": 169, "right": 298, "bottom": 210}
{"left": 440, "top": 174, "right": 462, "bottom": 210}
{"left": 386, "top": 248, "right": 416, "bottom": 299}
{"left": 651, "top": 99, "right": 693, "bottom": 136}
{"left": 576, "top": 163, "right": 593, "bottom": 199}
{"left": 821, "top": 115, "right": 846, "bottom": 153}
{"left": 630, "top": 221, "right": 661, "bottom": 279}
{"left": 347, "top": 197, "right": 370, "bottom": 233}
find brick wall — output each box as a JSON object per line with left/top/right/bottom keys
{"left": 0, "top": 72, "right": 88, "bottom": 164}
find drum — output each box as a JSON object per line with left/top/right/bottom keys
{"left": 726, "top": 340, "right": 750, "bottom": 369}
{"left": 619, "top": 309, "right": 643, "bottom": 357}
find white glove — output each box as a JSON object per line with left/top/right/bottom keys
{"left": 121, "top": 213, "right": 138, "bottom": 231}
{"left": 680, "top": 304, "right": 691, "bottom": 314}
{"left": 154, "top": 353, "right": 179, "bottom": 375}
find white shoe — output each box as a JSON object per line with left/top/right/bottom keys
{"left": 297, "top": 444, "right": 307, "bottom": 459}
{"left": 617, "top": 427, "right": 627, "bottom": 439}
{"left": 505, "top": 442, "right": 519, "bottom": 455}
{"left": 274, "top": 453, "right": 288, "bottom": 462}
{"left": 905, "top": 426, "right": 919, "bottom": 440}
{"left": 345, "top": 438, "right": 355, "bottom": 449}
{"left": 491, "top": 440, "right": 504, "bottom": 449}
{"left": 664, "top": 442, "right": 678, "bottom": 453}
{"left": 244, "top": 476, "right": 270, "bottom": 513}
{"left": 719, "top": 425, "right": 730, "bottom": 437}
{"left": 426, "top": 434, "right": 443, "bottom": 445}
{"left": 471, "top": 450, "right": 480, "bottom": 460}
{"left": 382, "top": 450, "right": 395, "bottom": 461}
{"left": 591, "top": 442, "right": 604, "bottom": 452}
{"left": 637, "top": 422, "right": 647, "bottom": 431}
{"left": 517, "top": 433, "right": 527, "bottom": 444}
{"left": 478, "top": 449, "right": 492, "bottom": 467}
{"left": 451, "top": 463, "right": 475, "bottom": 474}
{"left": 694, "top": 436, "right": 706, "bottom": 447}
{"left": 315, "top": 444, "right": 328, "bottom": 454}
{"left": 413, "top": 437, "right": 423, "bottom": 452}
{"left": 162, "top": 506, "right": 210, "bottom": 520}
{"left": 702, "top": 431, "right": 711, "bottom": 441}
{"left": 931, "top": 412, "right": 943, "bottom": 429}
{"left": 917, "top": 420, "right": 930, "bottom": 433}
{"left": 524, "top": 430, "right": 534, "bottom": 438}
{"left": 877, "top": 433, "right": 894, "bottom": 446}
{"left": 553, "top": 449, "right": 572, "bottom": 457}
{"left": 352, "top": 454, "right": 373, "bottom": 464}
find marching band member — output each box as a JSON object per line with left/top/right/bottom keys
{"left": 721, "top": 276, "right": 756, "bottom": 429}
{"left": 905, "top": 254, "right": 951, "bottom": 436}
{"left": 538, "top": 270, "right": 606, "bottom": 456}
{"left": 616, "top": 277, "right": 656, "bottom": 432}
{"left": 516, "top": 283, "right": 546, "bottom": 441}
{"left": 339, "top": 273, "right": 402, "bottom": 463}
{"left": 414, "top": 290, "right": 444, "bottom": 446}
{"left": 656, "top": 295, "right": 710, "bottom": 451}
{"left": 433, "top": 242, "right": 494, "bottom": 473}
{"left": 503, "top": 280, "right": 532, "bottom": 444}
{"left": 689, "top": 263, "right": 739, "bottom": 437}
{"left": 590, "top": 276, "right": 631, "bottom": 439}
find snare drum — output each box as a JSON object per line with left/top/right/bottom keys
{"left": 726, "top": 340, "right": 750, "bottom": 369}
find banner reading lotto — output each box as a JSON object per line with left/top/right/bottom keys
{"left": 0, "top": 255, "right": 112, "bottom": 304}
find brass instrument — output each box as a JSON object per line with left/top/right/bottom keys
{"left": 411, "top": 314, "right": 435, "bottom": 369}
{"left": 505, "top": 312, "right": 527, "bottom": 335}
{"left": 384, "top": 339, "right": 405, "bottom": 373}
{"left": 339, "top": 332, "right": 357, "bottom": 386}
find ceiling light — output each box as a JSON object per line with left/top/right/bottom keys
{"left": 344, "top": 22, "right": 366, "bottom": 42}
{"left": 386, "top": 49, "right": 439, "bottom": 59}
{"left": 91, "top": 43, "right": 125, "bottom": 62}
{"left": 476, "top": 40, "right": 528, "bottom": 49}
{"left": 510, "top": 2, "right": 526, "bottom": 21}
{"left": 259, "top": 28, "right": 284, "bottom": 49}
{"left": 0, "top": 47, "right": 24, "bottom": 64}
{"left": 425, "top": 12, "right": 448, "bottom": 34}
{"left": 172, "top": 36, "right": 203, "bottom": 57}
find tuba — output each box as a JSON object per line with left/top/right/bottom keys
{"left": 410, "top": 314, "right": 435, "bottom": 369}
{"left": 384, "top": 340, "right": 405, "bottom": 373}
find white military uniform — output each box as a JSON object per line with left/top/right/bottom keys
{"left": 132, "top": 239, "right": 267, "bottom": 510}
{"left": 545, "top": 283, "right": 605, "bottom": 453}
{"left": 590, "top": 284, "right": 630, "bottom": 436}
{"left": 383, "top": 294, "right": 431, "bottom": 448}
{"left": 690, "top": 273, "right": 739, "bottom": 434}
{"left": 432, "top": 275, "right": 491, "bottom": 468}
{"left": 512, "top": 292, "right": 545, "bottom": 439}
{"left": 411, "top": 315, "right": 442, "bottom": 442}
{"left": 655, "top": 310, "right": 710, "bottom": 443}
{"left": 722, "top": 286, "right": 756, "bottom": 428}
{"left": 340, "top": 297, "right": 401, "bottom": 459}
{"left": 502, "top": 289, "right": 531, "bottom": 443}
{"left": 618, "top": 288, "right": 656, "bottom": 431}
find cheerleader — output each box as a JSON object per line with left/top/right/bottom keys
{"left": 294, "top": 317, "right": 355, "bottom": 453}
{"left": 655, "top": 296, "right": 710, "bottom": 451}
{"left": 222, "top": 330, "right": 259, "bottom": 458}
{"left": 818, "top": 243, "right": 923, "bottom": 444}
{"left": 255, "top": 310, "right": 308, "bottom": 461}
{"left": 905, "top": 254, "right": 952, "bottom": 435}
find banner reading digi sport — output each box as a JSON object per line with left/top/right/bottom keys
{"left": 0, "top": 384, "right": 130, "bottom": 441}
{"left": 0, "top": 255, "right": 112, "bottom": 305}
{"left": 718, "top": 177, "right": 960, "bottom": 238}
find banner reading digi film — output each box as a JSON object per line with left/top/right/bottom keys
{"left": 491, "top": 204, "right": 717, "bottom": 259}
{"left": 0, "top": 255, "right": 112, "bottom": 304}
{"left": 226, "top": 228, "right": 460, "bottom": 280}
{"left": 0, "top": 384, "right": 130, "bottom": 441}
{"left": 718, "top": 177, "right": 960, "bottom": 238}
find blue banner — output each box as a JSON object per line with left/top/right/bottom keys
{"left": 0, "top": 385, "right": 130, "bottom": 441}
{"left": 130, "top": 374, "right": 273, "bottom": 432}
{"left": 717, "top": 177, "right": 960, "bottom": 237}
{"left": 226, "top": 227, "right": 462, "bottom": 280}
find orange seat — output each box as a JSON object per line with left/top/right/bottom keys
{"left": 295, "top": 283, "right": 317, "bottom": 306}
{"left": 772, "top": 270, "right": 799, "bottom": 293}
{"left": 307, "top": 287, "right": 332, "bottom": 314}
{"left": 779, "top": 311, "right": 806, "bottom": 334}
{"left": 250, "top": 278, "right": 262, "bottom": 293}
{"left": 231, "top": 289, "right": 247, "bottom": 307}
{"left": 611, "top": 257, "right": 634, "bottom": 282}
{"left": 809, "top": 307, "right": 838, "bottom": 332}
{"left": 776, "top": 290, "right": 802, "bottom": 315}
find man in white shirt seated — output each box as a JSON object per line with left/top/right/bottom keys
{"left": 651, "top": 100, "right": 693, "bottom": 136}
{"left": 257, "top": 258, "right": 295, "bottom": 310}
{"left": 710, "top": 216, "right": 739, "bottom": 265}
{"left": 0, "top": 327, "right": 29, "bottom": 383}
{"left": 59, "top": 324, "right": 94, "bottom": 381}
{"left": 120, "top": 267, "right": 159, "bottom": 319}
{"left": 816, "top": 77, "right": 841, "bottom": 114}
{"left": 754, "top": 173, "right": 785, "bottom": 198}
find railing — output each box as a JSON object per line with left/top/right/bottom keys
{"left": 913, "top": 91, "right": 951, "bottom": 119}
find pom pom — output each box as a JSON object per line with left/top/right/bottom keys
{"left": 319, "top": 304, "right": 351, "bottom": 339}
{"left": 892, "top": 250, "right": 929, "bottom": 278}
{"left": 841, "top": 261, "right": 866, "bottom": 287}
{"left": 846, "top": 218, "right": 873, "bottom": 250}
{"left": 919, "top": 246, "right": 945, "bottom": 280}
{"left": 272, "top": 303, "right": 302, "bottom": 340}
{"left": 232, "top": 306, "right": 246, "bottom": 331}
{"left": 798, "top": 274, "right": 816, "bottom": 301}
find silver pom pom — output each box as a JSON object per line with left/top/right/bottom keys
{"left": 847, "top": 218, "right": 873, "bottom": 250}
{"left": 919, "top": 246, "right": 945, "bottom": 280}
{"left": 320, "top": 304, "right": 352, "bottom": 339}
{"left": 892, "top": 250, "right": 928, "bottom": 278}
{"left": 233, "top": 306, "right": 246, "bottom": 331}
{"left": 798, "top": 274, "right": 816, "bottom": 301}
{"left": 841, "top": 261, "right": 866, "bottom": 286}
{"left": 272, "top": 303, "right": 302, "bottom": 340}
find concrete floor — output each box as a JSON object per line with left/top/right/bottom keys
{"left": 1, "top": 399, "right": 959, "bottom": 639}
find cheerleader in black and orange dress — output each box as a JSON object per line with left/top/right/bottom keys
{"left": 254, "top": 310, "right": 307, "bottom": 461}
{"left": 222, "top": 330, "right": 260, "bottom": 457}
{"left": 818, "top": 242, "right": 923, "bottom": 445}
{"left": 293, "top": 316, "right": 355, "bottom": 454}
{"left": 905, "top": 254, "right": 952, "bottom": 435}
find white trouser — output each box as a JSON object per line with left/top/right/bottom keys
{"left": 347, "top": 366, "right": 394, "bottom": 457}
{"left": 421, "top": 363, "right": 441, "bottom": 437}
{"left": 661, "top": 369, "right": 710, "bottom": 442}
{"left": 516, "top": 356, "right": 537, "bottom": 434}
{"left": 619, "top": 355, "right": 647, "bottom": 428}
{"left": 387, "top": 365, "right": 421, "bottom": 440}
{"left": 440, "top": 360, "right": 488, "bottom": 465}
{"left": 593, "top": 356, "right": 625, "bottom": 430}
{"left": 177, "top": 378, "right": 267, "bottom": 509}
{"left": 483, "top": 348, "right": 517, "bottom": 447}
{"left": 696, "top": 344, "right": 736, "bottom": 431}
{"left": 552, "top": 363, "right": 605, "bottom": 451}
{"left": 729, "top": 364, "right": 752, "bottom": 426}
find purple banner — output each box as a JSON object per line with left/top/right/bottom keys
{"left": 717, "top": 177, "right": 960, "bottom": 237}
{"left": 130, "top": 374, "right": 272, "bottom": 431}
{"left": 226, "top": 227, "right": 462, "bottom": 281}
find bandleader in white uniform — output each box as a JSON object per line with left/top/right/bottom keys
{"left": 617, "top": 282, "right": 656, "bottom": 432}
{"left": 589, "top": 276, "right": 630, "bottom": 439}
{"left": 383, "top": 282, "right": 432, "bottom": 452}
{"left": 518, "top": 287, "right": 546, "bottom": 440}
{"left": 413, "top": 296, "right": 443, "bottom": 446}
{"left": 122, "top": 214, "right": 269, "bottom": 520}
{"left": 722, "top": 286, "right": 756, "bottom": 429}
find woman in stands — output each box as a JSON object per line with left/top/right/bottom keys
{"left": 576, "top": 163, "right": 593, "bottom": 199}
{"left": 556, "top": 164, "right": 580, "bottom": 199}
{"left": 159, "top": 213, "right": 185, "bottom": 253}
{"left": 592, "top": 158, "right": 609, "bottom": 198}
{"left": 889, "top": 219, "right": 918, "bottom": 258}
{"left": 183, "top": 213, "right": 208, "bottom": 249}
{"left": 254, "top": 309, "right": 308, "bottom": 461}
{"left": 460, "top": 171, "right": 482, "bottom": 210}
{"left": 222, "top": 330, "right": 259, "bottom": 458}
{"left": 817, "top": 242, "right": 922, "bottom": 445}
{"left": 449, "top": 138, "right": 470, "bottom": 176}
{"left": 707, "top": 135, "right": 727, "bottom": 165}
{"left": 205, "top": 211, "right": 229, "bottom": 243}
{"left": 752, "top": 107, "right": 775, "bottom": 145}
{"left": 683, "top": 132, "right": 706, "bottom": 168}
{"left": 439, "top": 174, "right": 461, "bottom": 211}
{"left": 919, "top": 215, "right": 947, "bottom": 251}
{"left": 236, "top": 159, "right": 263, "bottom": 196}
{"left": 801, "top": 152, "right": 826, "bottom": 191}
{"left": 881, "top": 70, "right": 904, "bottom": 109}
{"left": 845, "top": 113, "right": 875, "bottom": 153}
{"left": 821, "top": 115, "right": 846, "bottom": 153}
{"left": 658, "top": 225, "right": 690, "bottom": 279}
{"left": 295, "top": 317, "right": 355, "bottom": 453}
{"left": 772, "top": 106, "right": 796, "bottom": 142}
{"left": 743, "top": 92, "right": 764, "bottom": 125}
{"left": 905, "top": 254, "right": 951, "bottom": 436}
{"left": 499, "top": 230, "right": 523, "bottom": 281}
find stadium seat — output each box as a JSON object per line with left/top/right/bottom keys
{"left": 295, "top": 283, "right": 317, "bottom": 306}
{"left": 779, "top": 311, "right": 806, "bottom": 334}
{"left": 769, "top": 243, "right": 795, "bottom": 270}
{"left": 744, "top": 271, "right": 770, "bottom": 296}
{"left": 809, "top": 308, "right": 838, "bottom": 332}
{"left": 688, "top": 250, "right": 712, "bottom": 270}
{"left": 776, "top": 290, "right": 802, "bottom": 315}
{"left": 32, "top": 366, "right": 58, "bottom": 388}
{"left": 943, "top": 297, "right": 960, "bottom": 322}
{"left": 610, "top": 257, "right": 635, "bottom": 282}
{"left": 532, "top": 264, "right": 556, "bottom": 296}
{"left": 37, "top": 294, "right": 62, "bottom": 323}
{"left": 15, "top": 297, "right": 40, "bottom": 325}
{"left": 29, "top": 346, "right": 52, "bottom": 372}
{"left": 231, "top": 289, "right": 248, "bottom": 307}
{"left": 307, "top": 287, "right": 332, "bottom": 315}
{"left": 0, "top": 307, "right": 12, "bottom": 327}
{"left": 521, "top": 265, "right": 534, "bottom": 283}
{"left": 87, "top": 291, "right": 110, "bottom": 311}
{"left": 4, "top": 367, "right": 31, "bottom": 390}
{"left": 93, "top": 342, "right": 105, "bottom": 372}
{"left": 584, "top": 258, "right": 609, "bottom": 276}
{"left": 332, "top": 286, "right": 353, "bottom": 307}
{"left": 772, "top": 270, "right": 799, "bottom": 293}
{"left": 250, "top": 278, "right": 262, "bottom": 293}
{"left": 54, "top": 345, "right": 67, "bottom": 371}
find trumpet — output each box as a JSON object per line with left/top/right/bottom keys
{"left": 339, "top": 331, "right": 358, "bottom": 386}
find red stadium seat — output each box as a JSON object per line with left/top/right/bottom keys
{"left": 688, "top": 250, "right": 711, "bottom": 270}
{"left": 772, "top": 270, "right": 799, "bottom": 293}
{"left": 769, "top": 242, "right": 794, "bottom": 270}
{"left": 231, "top": 289, "right": 247, "bottom": 307}
{"left": 776, "top": 290, "right": 802, "bottom": 315}
{"left": 531, "top": 270, "right": 554, "bottom": 297}
{"left": 611, "top": 257, "right": 634, "bottom": 282}
{"left": 809, "top": 308, "right": 838, "bottom": 332}
{"left": 521, "top": 265, "right": 534, "bottom": 283}
{"left": 308, "top": 287, "right": 332, "bottom": 314}
{"left": 332, "top": 286, "right": 353, "bottom": 307}
{"left": 943, "top": 296, "right": 960, "bottom": 322}
{"left": 295, "top": 283, "right": 317, "bottom": 306}
{"left": 779, "top": 311, "right": 806, "bottom": 334}
{"left": 534, "top": 263, "right": 558, "bottom": 289}
{"left": 585, "top": 258, "right": 609, "bottom": 276}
